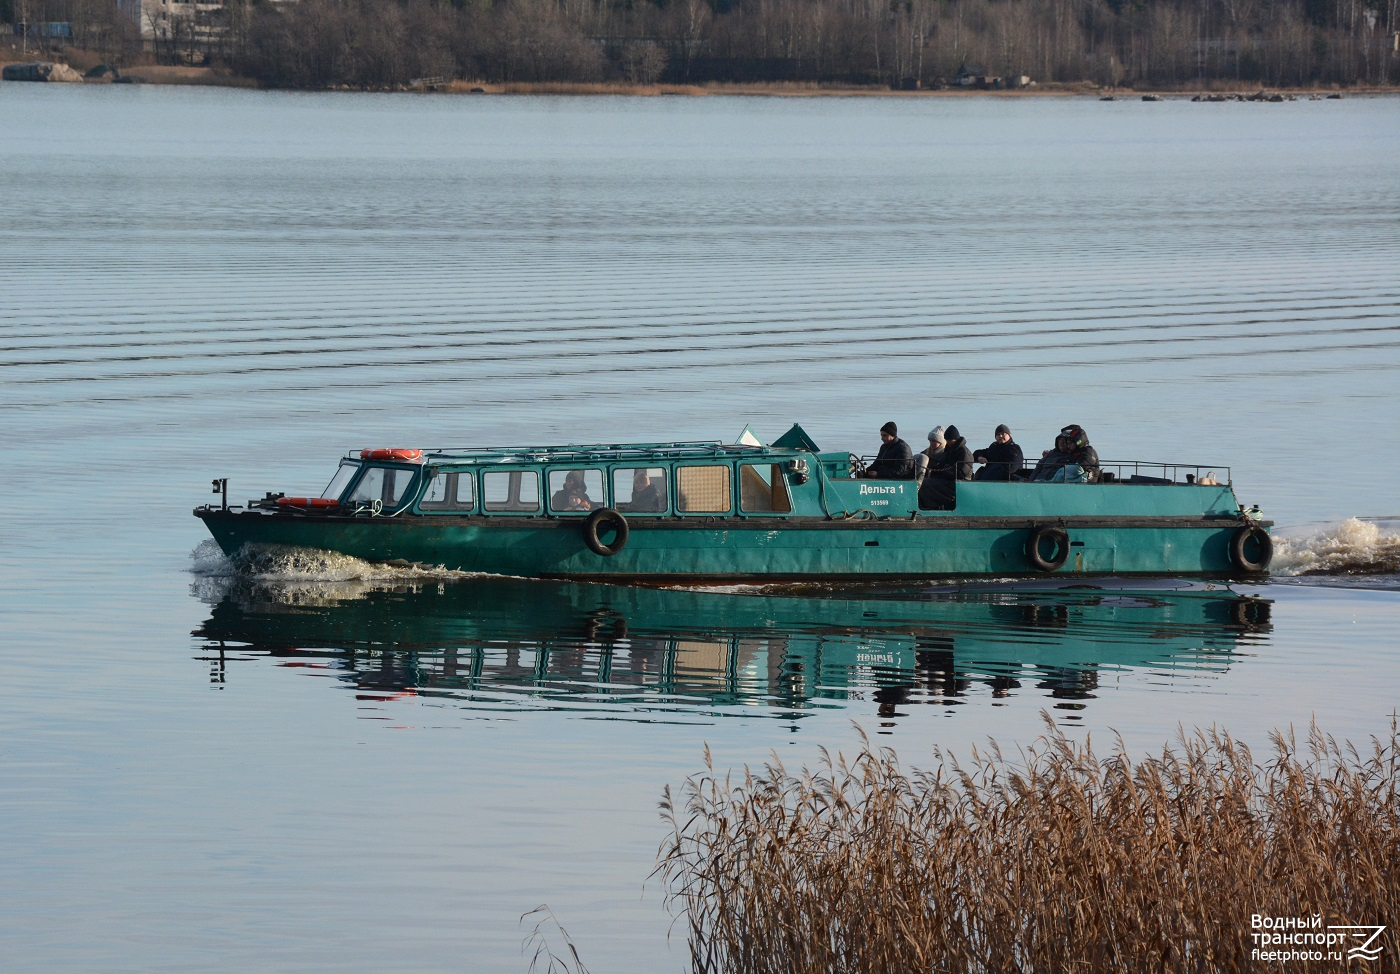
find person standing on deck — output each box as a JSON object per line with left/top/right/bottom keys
{"left": 864, "top": 422, "right": 915, "bottom": 479}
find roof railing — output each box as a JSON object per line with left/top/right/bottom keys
{"left": 343, "top": 440, "right": 809, "bottom": 464}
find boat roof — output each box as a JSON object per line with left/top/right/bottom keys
{"left": 351, "top": 441, "right": 819, "bottom": 466}
{"left": 354, "top": 424, "right": 829, "bottom": 466}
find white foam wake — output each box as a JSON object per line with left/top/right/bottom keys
{"left": 188, "top": 539, "right": 499, "bottom": 607}
{"left": 189, "top": 539, "right": 477, "bottom": 581}
{"left": 1272, "top": 518, "right": 1400, "bottom": 577}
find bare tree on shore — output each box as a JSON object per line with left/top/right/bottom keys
{"left": 16, "top": 0, "right": 1397, "bottom": 90}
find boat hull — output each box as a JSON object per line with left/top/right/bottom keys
{"left": 196, "top": 508, "right": 1258, "bottom": 580}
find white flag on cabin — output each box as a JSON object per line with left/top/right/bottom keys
{"left": 735, "top": 425, "right": 764, "bottom": 447}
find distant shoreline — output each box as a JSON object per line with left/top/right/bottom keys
{"left": 5, "top": 59, "right": 1399, "bottom": 97}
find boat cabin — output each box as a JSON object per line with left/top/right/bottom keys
{"left": 314, "top": 440, "right": 836, "bottom": 519}
{"left": 294, "top": 424, "right": 1237, "bottom": 524}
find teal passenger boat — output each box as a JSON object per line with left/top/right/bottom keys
{"left": 194, "top": 425, "right": 1274, "bottom": 581}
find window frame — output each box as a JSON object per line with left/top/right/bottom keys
{"left": 344, "top": 463, "right": 422, "bottom": 513}
{"left": 609, "top": 464, "right": 672, "bottom": 516}
{"left": 321, "top": 460, "right": 361, "bottom": 502}
{"left": 480, "top": 467, "right": 543, "bottom": 516}
{"left": 546, "top": 466, "right": 608, "bottom": 517}
{"left": 738, "top": 461, "right": 794, "bottom": 516}
{"left": 675, "top": 463, "right": 734, "bottom": 516}
{"left": 415, "top": 467, "right": 477, "bottom": 514}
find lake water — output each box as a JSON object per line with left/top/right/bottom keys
{"left": 2, "top": 85, "right": 1398, "bottom": 972}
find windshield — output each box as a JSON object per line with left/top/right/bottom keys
{"left": 347, "top": 466, "right": 415, "bottom": 509}
{"left": 321, "top": 461, "right": 359, "bottom": 501}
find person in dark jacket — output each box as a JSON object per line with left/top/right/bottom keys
{"left": 1031, "top": 424, "right": 1101, "bottom": 483}
{"left": 551, "top": 470, "right": 596, "bottom": 510}
{"left": 864, "top": 421, "right": 915, "bottom": 479}
{"left": 973, "top": 424, "right": 1025, "bottom": 481}
{"left": 919, "top": 425, "right": 974, "bottom": 509}
{"left": 626, "top": 468, "right": 666, "bottom": 512}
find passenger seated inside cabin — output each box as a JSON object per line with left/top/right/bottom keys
{"left": 973, "top": 424, "right": 1024, "bottom": 481}
{"left": 551, "top": 470, "right": 595, "bottom": 511}
{"left": 626, "top": 468, "right": 666, "bottom": 512}
{"left": 919, "top": 425, "right": 974, "bottom": 510}
{"left": 862, "top": 422, "right": 915, "bottom": 480}
{"left": 1030, "top": 424, "right": 1101, "bottom": 483}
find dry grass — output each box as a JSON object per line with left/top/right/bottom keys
{"left": 522, "top": 905, "right": 592, "bottom": 974}
{"left": 658, "top": 717, "right": 1399, "bottom": 973}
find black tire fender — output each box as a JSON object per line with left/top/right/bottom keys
{"left": 583, "top": 508, "right": 629, "bottom": 557}
{"left": 1026, "top": 525, "right": 1070, "bottom": 572}
{"left": 1229, "top": 524, "right": 1273, "bottom": 573}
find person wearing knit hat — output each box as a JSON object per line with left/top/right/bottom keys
{"left": 973, "top": 424, "right": 1025, "bottom": 482}
{"left": 917, "top": 426, "right": 947, "bottom": 483}
{"left": 919, "top": 425, "right": 975, "bottom": 509}
{"left": 864, "top": 421, "right": 915, "bottom": 480}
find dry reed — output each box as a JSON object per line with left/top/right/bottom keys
{"left": 522, "top": 905, "right": 592, "bottom": 974}
{"left": 657, "top": 717, "right": 1399, "bottom": 973}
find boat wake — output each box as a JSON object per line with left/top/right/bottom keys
{"left": 1272, "top": 518, "right": 1400, "bottom": 578}
{"left": 188, "top": 540, "right": 493, "bottom": 606}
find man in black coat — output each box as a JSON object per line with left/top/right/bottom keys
{"left": 973, "top": 424, "right": 1025, "bottom": 481}
{"left": 919, "top": 425, "right": 974, "bottom": 509}
{"left": 864, "top": 421, "right": 915, "bottom": 479}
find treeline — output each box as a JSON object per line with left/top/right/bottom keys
{"left": 9, "top": 0, "right": 1400, "bottom": 89}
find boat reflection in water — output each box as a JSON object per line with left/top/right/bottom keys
{"left": 193, "top": 576, "right": 1272, "bottom": 720}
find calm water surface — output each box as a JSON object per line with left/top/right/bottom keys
{"left": 2, "top": 86, "right": 1398, "bottom": 972}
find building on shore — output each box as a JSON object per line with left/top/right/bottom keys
{"left": 131, "top": 0, "right": 227, "bottom": 58}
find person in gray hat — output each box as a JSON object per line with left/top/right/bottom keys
{"left": 916, "top": 426, "right": 946, "bottom": 483}
{"left": 863, "top": 421, "right": 915, "bottom": 479}
{"left": 973, "top": 424, "right": 1024, "bottom": 481}
{"left": 919, "top": 425, "right": 974, "bottom": 508}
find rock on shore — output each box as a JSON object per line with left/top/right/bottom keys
{"left": 2, "top": 61, "right": 85, "bottom": 83}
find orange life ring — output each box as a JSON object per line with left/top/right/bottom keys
{"left": 276, "top": 497, "right": 340, "bottom": 509}
{"left": 359, "top": 448, "right": 424, "bottom": 463}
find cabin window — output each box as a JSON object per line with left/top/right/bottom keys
{"left": 677, "top": 464, "right": 732, "bottom": 513}
{"left": 548, "top": 468, "right": 605, "bottom": 515}
{"left": 739, "top": 463, "right": 793, "bottom": 514}
{"left": 420, "top": 470, "right": 475, "bottom": 512}
{"left": 613, "top": 467, "right": 669, "bottom": 514}
{"left": 322, "top": 461, "right": 359, "bottom": 501}
{"left": 347, "top": 465, "right": 414, "bottom": 509}
{"left": 482, "top": 470, "right": 541, "bottom": 513}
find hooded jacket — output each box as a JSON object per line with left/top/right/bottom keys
{"left": 1032, "top": 425, "right": 1100, "bottom": 482}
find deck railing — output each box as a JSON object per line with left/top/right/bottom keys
{"left": 857, "top": 458, "right": 1232, "bottom": 485}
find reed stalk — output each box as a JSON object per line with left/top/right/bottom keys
{"left": 657, "top": 717, "right": 1399, "bottom": 973}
